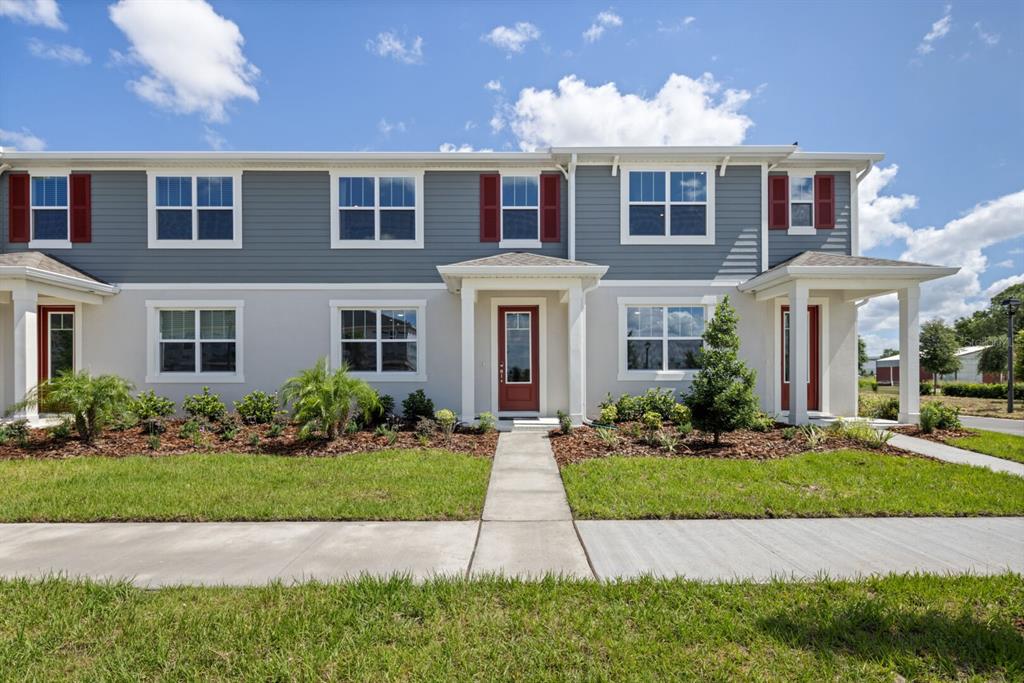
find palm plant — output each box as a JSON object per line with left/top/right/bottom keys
{"left": 280, "top": 358, "right": 380, "bottom": 439}
{"left": 11, "top": 370, "right": 134, "bottom": 444}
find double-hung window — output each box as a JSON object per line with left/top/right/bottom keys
{"left": 618, "top": 298, "right": 714, "bottom": 380}
{"left": 146, "top": 301, "right": 244, "bottom": 382}
{"left": 147, "top": 171, "right": 242, "bottom": 248}
{"left": 331, "top": 171, "right": 424, "bottom": 248}
{"left": 30, "top": 174, "right": 69, "bottom": 246}
{"left": 500, "top": 174, "right": 540, "bottom": 245}
{"left": 789, "top": 174, "right": 814, "bottom": 232}
{"left": 330, "top": 301, "right": 426, "bottom": 380}
{"left": 620, "top": 167, "right": 715, "bottom": 245}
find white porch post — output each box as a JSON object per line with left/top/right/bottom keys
{"left": 567, "top": 282, "right": 585, "bottom": 425}
{"left": 898, "top": 284, "right": 921, "bottom": 423}
{"left": 460, "top": 283, "right": 476, "bottom": 424}
{"left": 11, "top": 286, "right": 39, "bottom": 420}
{"left": 788, "top": 282, "right": 809, "bottom": 425}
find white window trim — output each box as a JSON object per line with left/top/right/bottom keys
{"left": 329, "top": 299, "right": 427, "bottom": 381}
{"left": 28, "top": 168, "right": 72, "bottom": 249}
{"left": 617, "top": 295, "right": 717, "bottom": 381}
{"left": 498, "top": 169, "right": 542, "bottom": 249}
{"left": 787, "top": 171, "right": 816, "bottom": 236}
{"left": 147, "top": 170, "right": 243, "bottom": 249}
{"left": 145, "top": 300, "right": 245, "bottom": 383}
{"left": 330, "top": 170, "right": 425, "bottom": 250}
{"left": 619, "top": 165, "right": 716, "bottom": 246}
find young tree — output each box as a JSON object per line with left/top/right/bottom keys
{"left": 920, "top": 319, "right": 960, "bottom": 393}
{"left": 857, "top": 336, "right": 869, "bottom": 375}
{"left": 978, "top": 336, "right": 1008, "bottom": 381}
{"left": 684, "top": 296, "right": 760, "bottom": 445}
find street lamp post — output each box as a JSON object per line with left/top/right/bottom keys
{"left": 1002, "top": 297, "right": 1020, "bottom": 414}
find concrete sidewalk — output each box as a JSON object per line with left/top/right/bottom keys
{"left": 888, "top": 433, "right": 1024, "bottom": 477}
{"left": 960, "top": 415, "right": 1023, "bottom": 436}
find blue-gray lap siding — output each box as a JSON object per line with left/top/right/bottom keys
{"left": 0, "top": 170, "right": 567, "bottom": 283}
{"left": 575, "top": 164, "right": 762, "bottom": 280}
{"left": 767, "top": 171, "right": 852, "bottom": 267}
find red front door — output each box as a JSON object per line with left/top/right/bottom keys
{"left": 38, "top": 305, "right": 75, "bottom": 382}
{"left": 781, "top": 305, "right": 820, "bottom": 412}
{"left": 498, "top": 305, "right": 540, "bottom": 412}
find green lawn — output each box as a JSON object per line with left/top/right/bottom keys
{"left": 946, "top": 429, "right": 1024, "bottom": 465}
{"left": 1, "top": 574, "right": 1021, "bottom": 681}
{"left": 561, "top": 450, "right": 1024, "bottom": 519}
{"left": 0, "top": 450, "right": 491, "bottom": 522}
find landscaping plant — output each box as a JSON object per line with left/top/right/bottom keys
{"left": 477, "top": 411, "right": 497, "bottom": 434}
{"left": 234, "top": 390, "right": 279, "bottom": 425}
{"left": 557, "top": 410, "right": 574, "bottom": 435}
{"left": 598, "top": 404, "right": 618, "bottom": 425}
{"left": 919, "top": 401, "right": 961, "bottom": 434}
{"left": 182, "top": 387, "right": 227, "bottom": 423}
{"left": 684, "top": 296, "right": 760, "bottom": 445}
{"left": 281, "top": 359, "right": 380, "bottom": 440}
{"left": 402, "top": 389, "right": 435, "bottom": 423}
{"left": 919, "top": 319, "right": 960, "bottom": 394}
{"left": 131, "top": 390, "right": 175, "bottom": 420}
{"left": 942, "top": 381, "right": 1024, "bottom": 400}
{"left": 10, "top": 371, "right": 133, "bottom": 444}
{"left": 434, "top": 409, "right": 457, "bottom": 442}
{"left": 595, "top": 426, "right": 619, "bottom": 448}
{"left": 668, "top": 403, "right": 690, "bottom": 428}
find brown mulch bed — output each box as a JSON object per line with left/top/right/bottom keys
{"left": 891, "top": 425, "right": 975, "bottom": 445}
{"left": 549, "top": 422, "right": 907, "bottom": 466}
{"left": 0, "top": 421, "right": 497, "bottom": 460}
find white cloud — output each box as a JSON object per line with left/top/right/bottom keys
{"left": 203, "top": 126, "right": 227, "bottom": 151}
{"left": 489, "top": 113, "right": 505, "bottom": 134}
{"left": 984, "top": 274, "right": 1024, "bottom": 298}
{"left": 0, "top": 127, "right": 46, "bottom": 151}
{"left": 974, "top": 22, "right": 1000, "bottom": 46}
{"left": 583, "top": 9, "right": 622, "bottom": 43}
{"left": 108, "top": 0, "right": 260, "bottom": 123}
{"left": 506, "top": 72, "right": 753, "bottom": 151}
{"left": 0, "top": 0, "right": 64, "bottom": 30}
{"left": 482, "top": 22, "right": 540, "bottom": 54}
{"left": 438, "top": 143, "right": 494, "bottom": 153}
{"left": 995, "top": 259, "right": 1014, "bottom": 268}
{"left": 657, "top": 16, "right": 696, "bottom": 33}
{"left": 366, "top": 32, "right": 423, "bottom": 64}
{"left": 377, "top": 118, "right": 407, "bottom": 136}
{"left": 917, "top": 4, "right": 952, "bottom": 55}
{"left": 858, "top": 164, "right": 917, "bottom": 251}
{"left": 464, "top": 120, "right": 476, "bottom": 131}
{"left": 484, "top": 79, "right": 503, "bottom": 92}
{"left": 27, "top": 37, "right": 90, "bottom": 64}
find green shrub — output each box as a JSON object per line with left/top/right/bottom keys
{"left": 140, "top": 416, "right": 167, "bottom": 436}
{"left": 641, "top": 411, "right": 662, "bottom": 433}
{"left": 675, "top": 421, "right": 693, "bottom": 437}
{"left": 365, "top": 394, "right": 396, "bottom": 427}
{"left": 919, "top": 381, "right": 933, "bottom": 396}
{"left": 636, "top": 388, "right": 677, "bottom": 419}
{"left": 858, "top": 376, "right": 878, "bottom": 392}
{"left": 477, "top": 411, "right": 497, "bottom": 434}
{"left": 556, "top": 410, "right": 573, "bottom": 435}
{"left": 131, "top": 390, "right": 175, "bottom": 420}
{"left": 668, "top": 403, "right": 690, "bottom": 427}
{"left": 435, "top": 409, "right": 457, "bottom": 441}
{"left": 146, "top": 434, "right": 160, "bottom": 450}
{"left": 941, "top": 382, "right": 1024, "bottom": 400}
{"left": 841, "top": 420, "right": 893, "bottom": 449}
{"left": 374, "top": 424, "right": 399, "bottom": 445}
{"left": 748, "top": 410, "right": 774, "bottom": 432}
{"left": 595, "top": 426, "right": 619, "bottom": 448}
{"left": 280, "top": 359, "right": 380, "bottom": 439}
{"left": 182, "top": 387, "right": 227, "bottom": 423}
{"left": 402, "top": 389, "right": 435, "bottom": 423}
{"left": 10, "top": 371, "right": 133, "bottom": 444}
{"left": 49, "top": 419, "right": 72, "bottom": 440}
{"left": 919, "top": 401, "right": 961, "bottom": 434}
{"left": 234, "top": 390, "right": 278, "bottom": 425}
{"left": 415, "top": 416, "right": 436, "bottom": 439}
{"left": 860, "top": 395, "right": 899, "bottom": 421}
{"left": 781, "top": 426, "right": 798, "bottom": 441}
{"left": 598, "top": 404, "right": 618, "bottom": 425}
{"left": 654, "top": 429, "right": 679, "bottom": 454}
{"left": 218, "top": 414, "right": 242, "bottom": 441}
{"left": 615, "top": 394, "right": 643, "bottom": 422}
{"left": 267, "top": 420, "right": 285, "bottom": 438}
{"left": 799, "top": 424, "right": 827, "bottom": 448}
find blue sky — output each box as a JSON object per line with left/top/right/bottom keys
{"left": 1, "top": 0, "right": 1022, "bottom": 353}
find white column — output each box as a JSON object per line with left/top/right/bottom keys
{"left": 460, "top": 284, "right": 476, "bottom": 424}
{"left": 568, "top": 282, "right": 585, "bottom": 424}
{"left": 788, "top": 282, "right": 809, "bottom": 425}
{"left": 12, "top": 286, "right": 39, "bottom": 420}
{"left": 898, "top": 284, "right": 921, "bottom": 423}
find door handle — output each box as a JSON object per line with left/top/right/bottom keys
{"left": 499, "top": 363, "right": 504, "bottom": 383}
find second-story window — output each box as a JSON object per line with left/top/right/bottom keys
{"left": 501, "top": 175, "right": 539, "bottom": 243}
{"left": 620, "top": 167, "right": 715, "bottom": 245}
{"left": 789, "top": 175, "right": 814, "bottom": 228}
{"left": 31, "top": 175, "right": 69, "bottom": 244}
{"left": 331, "top": 171, "right": 423, "bottom": 249}
{"left": 147, "top": 171, "right": 242, "bottom": 249}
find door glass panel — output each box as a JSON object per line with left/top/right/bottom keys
{"left": 505, "top": 312, "right": 531, "bottom": 383}
{"left": 49, "top": 312, "right": 74, "bottom": 378}
{"left": 783, "top": 309, "right": 811, "bottom": 385}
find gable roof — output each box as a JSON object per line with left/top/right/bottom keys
{"left": 445, "top": 252, "right": 600, "bottom": 269}
{"left": 771, "top": 252, "right": 939, "bottom": 269}
{"left": 0, "top": 252, "right": 117, "bottom": 295}
{"left": 437, "top": 252, "right": 608, "bottom": 293}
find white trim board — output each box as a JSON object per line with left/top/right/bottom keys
{"left": 489, "top": 296, "right": 548, "bottom": 417}
{"left": 116, "top": 282, "right": 448, "bottom": 291}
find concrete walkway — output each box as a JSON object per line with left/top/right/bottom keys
{"left": 960, "top": 415, "right": 1023, "bottom": 435}
{"left": 888, "top": 433, "right": 1024, "bottom": 477}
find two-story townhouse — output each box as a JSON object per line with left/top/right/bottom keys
{"left": 0, "top": 146, "right": 957, "bottom": 426}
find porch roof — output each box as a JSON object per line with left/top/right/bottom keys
{"left": 0, "top": 252, "right": 118, "bottom": 296}
{"left": 738, "top": 251, "right": 959, "bottom": 301}
{"left": 437, "top": 252, "right": 608, "bottom": 293}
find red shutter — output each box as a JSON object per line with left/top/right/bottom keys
{"left": 7, "top": 173, "right": 29, "bottom": 242}
{"left": 768, "top": 175, "right": 788, "bottom": 229}
{"left": 540, "top": 172, "right": 561, "bottom": 242}
{"left": 480, "top": 173, "right": 500, "bottom": 242}
{"left": 814, "top": 174, "right": 835, "bottom": 229}
{"left": 70, "top": 173, "right": 92, "bottom": 242}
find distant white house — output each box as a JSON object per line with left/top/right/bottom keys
{"left": 876, "top": 345, "right": 991, "bottom": 385}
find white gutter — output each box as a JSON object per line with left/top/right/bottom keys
{"left": 0, "top": 266, "right": 119, "bottom": 295}
{"left": 568, "top": 152, "right": 577, "bottom": 261}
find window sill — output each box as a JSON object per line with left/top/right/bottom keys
{"left": 331, "top": 239, "right": 423, "bottom": 250}
{"left": 618, "top": 370, "right": 699, "bottom": 382}
{"left": 348, "top": 372, "right": 427, "bottom": 383}
{"left": 28, "top": 239, "right": 72, "bottom": 250}
{"left": 620, "top": 234, "right": 714, "bottom": 246}
{"left": 786, "top": 226, "right": 817, "bottom": 236}
{"left": 498, "top": 239, "right": 543, "bottom": 249}
{"left": 146, "top": 373, "right": 245, "bottom": 384}
{"left": 148, "top": 240, "right": 242, "bottom": 250}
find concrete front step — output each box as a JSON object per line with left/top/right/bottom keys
{"left": 509, "top": 417, "right": 559, "bottom": 432}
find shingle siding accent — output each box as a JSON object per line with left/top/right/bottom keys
{"left": 0, "top": 170, "right": 567, "bottom": 283}
{"left": 767, "top": 171, "right": 852, "bottom": 267}
{"left": 575, "top": 164, "right": 762, "bottom": 280}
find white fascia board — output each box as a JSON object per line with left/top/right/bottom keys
{"left": 738, "top": 264, "right": 960, "bottom": 292}
{"left": 0, "top": 266, "right": 119, "bottom": 295}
